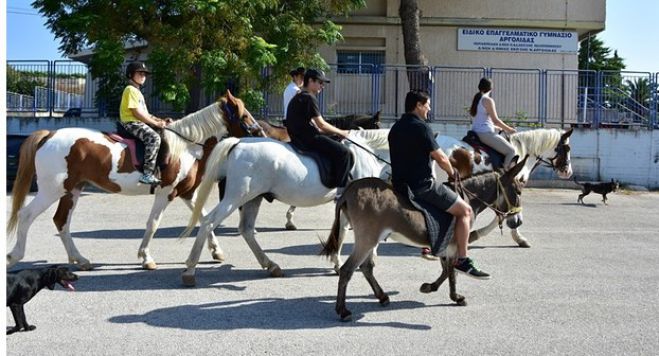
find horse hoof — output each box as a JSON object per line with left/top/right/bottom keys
{"left": 454, "top": 296, "right": 467, "bottom": 306}
{"left": 339, "top": 310, "right": 352, "bottom": 322}
{"left": 143, "top": 261, "right": 158, "bottom": 270}
{"left": 517, "top": 241, "right": 531, "bottom": 248}
{"left": 211, "top": 251, "right": 225, "bottom": 263}
{"left": 269, "top": 266, "right": 284, "bottom": 277}
{"left": 181, "top": 274, "right": 196, "bottom": 287}
{"left": 78, "top": 262, "right": 94, "bottom": 271}
{"left": 420, "top": 283, "right": 433, "bottom": 294}
{"left": 285, "top": 223, "right": 297, "bottom": 231}
{"left": 379, "top": 295, "right": 390, "bottom": 306}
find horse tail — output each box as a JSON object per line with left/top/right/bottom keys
{"left": 320, "top": 195, "right": 347, "bottom": 257}
{"left": 7, "top": 130, "right": 52, "bottom": 236}
{"left": 179, "top": 137, "right": 240, "bottom": 239}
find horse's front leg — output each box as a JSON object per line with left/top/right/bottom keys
{"left": 137, "top": 191, "right": 172, "bottom": 270}
{"left": 182, "top": 196, "right": 225, "bottom": 263}
{"left": 239, "top": 197, "right": 282, "bottom": 277}
{"left": 285, "top": 206, "right": 297, "bottom": 230}
{"left": 510, "top": 227, "right": 530, "bottom": 248}
{"left": 52, "top": 188, "right": 93, "bottom": 270}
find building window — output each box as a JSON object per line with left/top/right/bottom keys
{"left": 337, "top": 51, "right": 384, "bottom": 74}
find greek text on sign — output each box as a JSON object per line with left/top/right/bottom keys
{"left": 458, "top": 28, "right": 578, "bottom": 54}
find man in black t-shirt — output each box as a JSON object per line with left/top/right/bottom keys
{"left": 285, "top": 69, "right": 353, "bottom": 190}
{"left": 388, "top": 91, "right": 490, "bottom": 280}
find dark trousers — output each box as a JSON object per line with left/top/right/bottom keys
{"left": 293, "top": 135, "right": 353, "bottom": 188}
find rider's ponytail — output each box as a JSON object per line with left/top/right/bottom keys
{"left": 469, "top": 77, "right": 493, "bottom": 117}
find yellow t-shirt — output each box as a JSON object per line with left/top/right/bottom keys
{"left": 119, "top": 85, "right": 148, "bottom": 123}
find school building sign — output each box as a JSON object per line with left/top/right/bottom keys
{"left": 458, "top": 28, "right": 578, "bottom": 54}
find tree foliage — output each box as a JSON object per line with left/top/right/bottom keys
{"left": 578, "top": 35, "right": 626, "bottom": 72}
{"left": 33, "top": 0, "right": 366, "bottom": 112}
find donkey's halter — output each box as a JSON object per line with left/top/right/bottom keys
{"left": 453, "top": 174, "right": 521, "bottom": 224}
{"left": 221, "top": 101, "right": 265, "bottom": 137}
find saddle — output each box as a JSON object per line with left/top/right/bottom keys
{"left": 462, "top": 130, "right": 506, "bottom": 171}
{"left": 288, "top": 139, "right": 354, "bottom": 189}
{"left": 394, "top": 184, "right": 454, "bottom": 255}
{"left": 107, "top": 123, "right": 170, "bottom": 174}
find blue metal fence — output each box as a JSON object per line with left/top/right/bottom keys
{"left": 6, "top": 60, "right": 659, "bottom": 129}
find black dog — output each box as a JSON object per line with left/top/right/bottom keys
{"left": 6, "top": 266, "right": 79, "bottom": 335}
{"left": 574, "top": 177, "right": 620, "bottom": 205}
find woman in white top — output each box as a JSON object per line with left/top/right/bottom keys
{"left": 470, "top": 77, "right": 517, "bottom": 167}
{"left": 283, "top": 67, "right": 305, "bottom": 118}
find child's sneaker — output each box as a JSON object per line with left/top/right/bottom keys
{"left": 139, "top": 173, "right": 161, "bottom": 185}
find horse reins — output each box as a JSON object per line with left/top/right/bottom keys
{"left": 343, "top": 136, "right": 391, "bottom": 166}
{"left": 164, "top": 127, "right": 205, "bottom": 147}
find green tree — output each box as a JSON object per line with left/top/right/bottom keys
{"left": 33, "top": 0, "right": 365, "bottom": 113}
{"left": 6, "top": 65, "right": 46, "bottom": 96}
{"left": 578, "top": 35, "right": 626, "bottom": 71}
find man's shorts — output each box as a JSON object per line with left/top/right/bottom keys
{"left": 412, "top": 179, "right": 459, "bottom": 212}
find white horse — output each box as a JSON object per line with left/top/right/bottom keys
{"left": 282, "top": 128, "right": 573, "bottom": 248}
{"left": 179, "top": 130, "right": 390, "bottom": 286}
{"left": 435, "top": 128, "right": 573, "bottom": 248}
{"left": 6, "top": 92, "right": 261, "bottom": 270}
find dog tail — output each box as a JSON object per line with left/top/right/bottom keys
{"left": 7, "top": 130, "right": 52, "bottom": 237}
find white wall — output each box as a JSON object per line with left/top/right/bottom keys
{"left": 382, "top": 121, "right": 659, "bottom": 188}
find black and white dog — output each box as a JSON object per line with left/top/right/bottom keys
{"left": 574, "top": 177, "right": 620, "bottom": 205}
{"left": 6, "top": 266, "right": 79, "bottom": 335}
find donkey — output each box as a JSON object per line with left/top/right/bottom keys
{"left": 321, "top": 156, "right": 527, "bottom": 321}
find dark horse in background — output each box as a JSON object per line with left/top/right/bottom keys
{"left": 257, "top": 111, "right": 381, "bottom": 143}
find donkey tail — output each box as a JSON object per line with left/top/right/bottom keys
{"left": 7, "top": 130, "right": 51, "bottom": 237}
{"left": 320, "top": 195, "right": 347, "bottom": 257}
{"left": 179, "top": 137, "right": 240, "bottom": 240}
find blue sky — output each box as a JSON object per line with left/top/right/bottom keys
{"left": 5, "top": 0, "right": 659, "bottom": 73}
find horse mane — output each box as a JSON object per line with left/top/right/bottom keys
{"left": 165, "top": 98, "right": 230, "bottom": 162}
{"left": 349, "top": 129, "right": 390, "bottom": 150}
{"left": 509, "top": 129, "right": 562, "bottom": 159}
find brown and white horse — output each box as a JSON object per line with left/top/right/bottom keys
{"left": 437, "top": 128, "right": 573, "bottom": 247}
{"left": 321, "top": 157, "right": 527, "bottom": 321}
{"left": 6, "top": 91, "right": 261, "bottom": 270}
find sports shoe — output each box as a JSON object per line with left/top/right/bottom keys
{"left": 139, "top": 173, "right": 161, "bottom": 185}
{"left": 421, "top": 247, "right": 439, "bottom": 261}
{"left": 454, "top": 257, "right": 490, "bottom": 280}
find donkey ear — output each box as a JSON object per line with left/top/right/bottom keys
{"left": 506, "top": 155, "right": 520, "bottom": 169}
{"left": 374, "top": 111, "right": 381, "bottom": 121}
{"left": 503, "top": 154, "right": 529, "bottom": 180}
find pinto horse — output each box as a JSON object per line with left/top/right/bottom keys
{"left": 178, "top": 130, "right": 391, "bottom": 286}
{"left": 320, "top": 157, "right": 527, "bottom": 321}
{"left": 437, "top": 128, "right": 573, "bottom": 248}
{"left": 6, "top": 91, "right": 261, "bottom": 270}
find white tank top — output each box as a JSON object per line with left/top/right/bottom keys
{"left": 471, "top": 92, "right": 495, "bottom": 133}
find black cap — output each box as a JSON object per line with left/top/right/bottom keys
{"left": 304, "top": 69, "right": 331, "bottom": 83}
{"left": 289, "top": 67, "right": 305, "bottom": 76}
{"left": 126, "top": 61, "right": 151, "bottom": 78}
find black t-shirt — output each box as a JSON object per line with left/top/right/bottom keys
{"left": 284, "top": 91, "right": 321, "bottom": 144}
{"left": 388, "top": 113, "right": 440, "bottom": 191}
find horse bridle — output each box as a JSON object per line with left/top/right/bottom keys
{"left": 530, "top": 137, "right": 571, "bottom": 175}
{"left": 221, "top": 101, "right": 265, "bottom": 137}
{"left": 453, "top": 174, "right": 522, "bottom": 228}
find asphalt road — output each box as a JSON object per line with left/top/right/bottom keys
{"left": 5, "top": 188, "right": 659, "bottom": 355}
